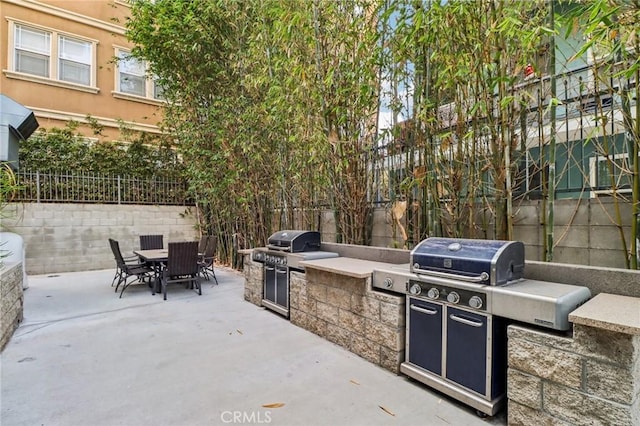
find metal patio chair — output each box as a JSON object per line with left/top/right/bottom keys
{"left": 109, "top": 240, "right": 139, "bottom": 288}
{"left": 198, "top": 235, "right": 218, "bottom": 285}
{"left": 139, "top": 234, "right": 164, "bottom": 271}
{"left": 139, "top": 234, "right": 164, "bottom": 250}
{"left": 109, "top": 238, "right": 153, "bottom": 298}
{"left": 198, "top": 235, "right": 209, "bottom": 254}
{"left": 161, "top": 241, "right": 201, "bottom": 300}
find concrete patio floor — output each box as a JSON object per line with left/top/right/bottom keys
{"left": 1, "top": 267, "right": 507, "bottom": 426}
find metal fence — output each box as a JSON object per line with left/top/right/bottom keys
{"left": 13, "top": 170, "right": 193, "bottom": 205}
{"left": 367, "top": 63, "right": 637, "bottom": 205}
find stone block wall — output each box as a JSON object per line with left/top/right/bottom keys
{"left": 507, "top": 324, "right": 640, "bottom": 425}
{"left": 4, "top": 203, "right": 197, "bottom": 274}
{"left": 289, "top": 268, "right": 405, "bottom": 374}
{"left": 243, "top": 254, "right": 263, "bottom": 306}
{"left": 1, "top": 262, "right": 23, "bottom": 351}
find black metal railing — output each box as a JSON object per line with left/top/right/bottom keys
{"left": 13, "top": 170, "right": 193, "bottom": 205}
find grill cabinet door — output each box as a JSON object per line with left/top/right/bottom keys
{"left": 407, "top": 297, "right": 443, "bottom": 375}
{"left": 275, "top": 265, "right": 288, "bottom": 308}
{"left": 264, "top": 265, "right": 276, "bottom": 303}
{"left": 445, "top": 307, "right": 488, "bottom": 396}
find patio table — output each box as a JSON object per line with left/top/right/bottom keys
{"left": 134, "top": 248, "right": 204, "bottom": 294}
{"left": 134, "top": 249, "right": 168, "bottom": 294}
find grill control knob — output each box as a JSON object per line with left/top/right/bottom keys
{"left": 469, "top": 296, "right": 483, "bottom": 309}
{"left": 447, "top": 291, "right": 460, "bottom": 304}
{"left": 409, "top": 284, "right": 422, "bottom": 295}
{"left": 426, "top": 288, "right": 439, "bottom": 299}
{"left": 383, "top": 278, "right": 393, "bottom": 289}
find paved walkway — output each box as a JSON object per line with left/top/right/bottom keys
{"left": 1, "top": 267, "right": 506, "bottom": 426}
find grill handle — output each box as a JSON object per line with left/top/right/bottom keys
{"left": 267, "top": 245, "right": 291, "bottom": 252}
{"left": 410, "top": 304, "right": 438, "bottom": 315}
{"left": 449, "top": 314, "right": 483, "bottom": 327}
{"left": 412, "top": 266, "right": 489, "bottom": 283}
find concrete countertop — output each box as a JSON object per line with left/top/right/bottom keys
{"left": 569, "top": 293, "right": 640, "bottom": 335}
{"left": 299, "top": 257, "right": 400, "bottom": 279}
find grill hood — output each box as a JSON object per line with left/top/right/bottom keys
{"left": 410, "top": 237, "right": 524, "bottom": 286}
{"left": 267, "top": 230, "right": 321, "bottom": 253}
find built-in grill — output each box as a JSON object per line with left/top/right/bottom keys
{"left": 372, "top": 237, "right": 591, "bottom": 417}
{"left": 252, "top": 230, "right": 338, "bottom": 317}
{"left": 410, "top": 237, "right": 525, "bottom": 285}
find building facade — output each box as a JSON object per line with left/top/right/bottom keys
{"left": 1, "top": 0, "right": 163, "bottom": 140}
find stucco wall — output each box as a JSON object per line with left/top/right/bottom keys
{"left": 3, "top": 203, "right": 198, "bottom": 275}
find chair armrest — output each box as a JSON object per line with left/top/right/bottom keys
{"left": 124, "top": 255, "right": 140, "bottom": 264}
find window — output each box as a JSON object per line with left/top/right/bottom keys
{"left": 589, "top": 152, "right": 634, "bottom": 196}
{"left": 9, "top": 22, "right": 95, "bottom": 89}
{"left": 58, "top": 36, "right": 92, "bottom": 85}
{"left": 153, "top": 79, "right": 165, "bottom": 100}
{"left": 116, "top": 50, "right": 164, "bottom": 101}
{"left": 118, "top": 54, "right": 146, "bottom": 96}
{"left": 14, "top": 25, "right": 50, "bottom": 77}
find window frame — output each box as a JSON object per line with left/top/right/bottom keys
{"left": 589, "top": 151, "right": 635, "bottom": 197}
{"left": 113, "top": 48, "right": 164, "bottom": 104}
{"left": 5, "top": 19, "right": 99, "bottom": 93}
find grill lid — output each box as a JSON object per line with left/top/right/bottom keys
{"left": 267, "top": 230, "right": 321, "bottom": 253}
{"left": 410, "top": 237, "right": 524, "bottom": 286}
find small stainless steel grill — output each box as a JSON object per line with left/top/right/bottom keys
{"left": 266, "top": 230, "right": 321, "bottom": 252}
{"left": 372, "top": 237, "right": 591, "bottom": 417}
{"left": 252, "top": 230, "right": 338, "bottom": 317}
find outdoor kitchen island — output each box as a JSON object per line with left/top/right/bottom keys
{"left": 241, "top": 248, "right": 408, "bottom": 373}
{"left": 241, "top": 242, "right": 640, "bottom": 424}
{"left": 293, "top": 257, "right": 407, "bottom": 373}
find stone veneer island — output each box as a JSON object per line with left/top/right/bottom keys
{"left": 242, "top": 246, "right": 640, "bottom": 425}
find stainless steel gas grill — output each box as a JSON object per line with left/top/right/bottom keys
{"left": 405, "top": 237, "right": 518, "bottom": 416}
{"left": 252, "top": 230, "right": 338, "bottom": 317}
{"left": 371, "top": 237, "right": 591, "bottom": 417}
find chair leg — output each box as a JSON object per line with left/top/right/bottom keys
{"left": 114, "top": 272, "right": 125, "bottom": 292}
{"left": 119, "top": 276, "right": 132, "bottom": 298}
{"left": 199, "top": 266, "right": 209, "bottom": 280}
{"left": 209, "top": 266, "right": 218, "bottom": 285}
{"left": 118, "top": 274, "right": 150, "bottom": 298}
{"left": 162, "top": 278, "right": 168, "bottom": 301}
{"left": 111, "top": 269, "right": 120, "bottom": 287}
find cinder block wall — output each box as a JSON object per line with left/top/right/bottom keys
{"left": 318, "top": 198, "right": 632, "bottom": 269}
{"left": 3, "top": 203, "right": 198, "bottom": 275}
{"left": 1, "top": 262, "right": 23, "bottom": 351}
{"left": 3, "top": 196, "right": 634, "bottom": 275}
{"left": 511, "top": 198, "right": 633, "bottom": 268}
